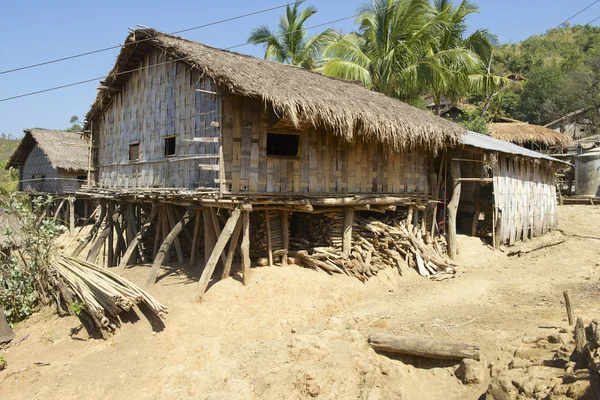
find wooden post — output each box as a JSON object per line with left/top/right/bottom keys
{"left": 69, "top": 197, "right": 75, "bottom": 232}
{"left": 447, "top": 158, "right": 461, "bottom": 259}
{"left": 153, "top": 208, "right": 163, "bottom": 259}
{"left": 241, "top": 210, "right": 251, "bottom": 285}
{"left": 203, "top": 208, "right": 216, "bottom": 266}
{"left": 190, "top": 210, "right": 202, "bottom": 266}
{"left": 222, "top": 219, "right": 242, "bottom": 279}
{"left": 161, "top": 206, "right": 170, "bottom": 262}
{"left": 574, "top": 317, "right": 586, "bottom": 368}
{"left": 54, "top": 198, "right": 67, "bottom": 221}
{"left": 72, "top": 200, "right": 106, "bottom": 257}
{"left": 193, "top": 209, "right": 241, "bottom": 301}
{"left": 167, "top": 205, "right": 184, "bottom": 263}
{"left": 107, "top": 202, "right": 115, "bottom": 268}
{"left": 494, "top": 209, "right": 502, "bottom": 250}
{"left": 281, "top": 211, "right": 289, "bottom": 266}
{"left": 145, "top": 210, "right": 191, "bottom": 287}
{"left": 83, "top": 199, "right": 88, "bottom": 221}
{"left": 564, "top": 291, "right": 574, "bottom": 326}
{"left": 118, "top": 203, "right": 158, "bottom": 268}
{"left": 265, "top": 210, "right": 273, "bottom": 266}
{"left": 208, "top": 207, "right": 228, "bottom": 266}
{"left": 126, "top": 203, "right": 135, "bottom": 248}
{"left": 471, "top": 182, "right": 480, "bottom": 237}
{"left": 343, "top": 207, "right": 354, "bottom": 256}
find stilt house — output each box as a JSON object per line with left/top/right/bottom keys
{"left": 78, "top": 29, "right": 566, "bottom": 296}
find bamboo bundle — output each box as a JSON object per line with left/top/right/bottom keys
{"left": 48, "top": 255, "right": 167, "bottom": 330}
{"left": 293, "top": 212, "right": 456, "bottom": 281}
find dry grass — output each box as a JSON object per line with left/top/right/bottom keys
{"left": 489, "top": 122, "right": 571, "bottom": 147}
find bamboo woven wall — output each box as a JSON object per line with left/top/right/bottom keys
{"left": 493, "top": 156, "right": 557, "bottom": 245}
{"left": 22, "top": 145, "right": 58, "bottom": 193}
{"left": 220, "top": 93, "right": 429, "bottom": 194}
{"left": 96, "top": 49, "right": 219, "bottom": 189}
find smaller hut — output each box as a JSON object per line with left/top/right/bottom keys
{"left": 6, "top": 129, "right": 89, "bottom": 194}
{"left": 6, "top": 129, "right": 92, "bottom": 228}
{"left": 488, "top": 117, "right": 571, "bottom": 152}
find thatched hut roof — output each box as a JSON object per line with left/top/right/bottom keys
{"left": 86, "top": 28, "right": 465, "bottom": 151}
{"left": 6, "top": 129, "right": 89, "bottom": 172}
{"left": 488, "top": 119, "right": 571, "bottom": 147}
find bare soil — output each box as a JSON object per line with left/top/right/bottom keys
{"left": 1, "top": 205, "right": 600, "bottom": 399}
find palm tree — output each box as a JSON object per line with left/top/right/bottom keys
{"left": 321, "top": 0, "right": 481, "bottom": 105}
{"left": 248, "top": 0, "right": 334, "bottom": 70}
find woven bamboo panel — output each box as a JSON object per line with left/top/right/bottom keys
{"left": 220, "top": 93, "right": 429, "bottom": 195}
{"left": 97, "top": 48, "right": 219, "bottom": 189}
{"left": 493, "top": 156, "right": 557, "bottom": 244}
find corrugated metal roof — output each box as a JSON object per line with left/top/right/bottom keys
{"left": 461, "top": 131, "right": 569, "bottom": 164}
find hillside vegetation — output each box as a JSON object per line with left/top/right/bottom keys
{"left": 0, "top": 137, "right": 20, "bottom": 191}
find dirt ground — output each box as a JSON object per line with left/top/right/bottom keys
{"left": 1, "top": 205, "right": 600, "bottom": 399}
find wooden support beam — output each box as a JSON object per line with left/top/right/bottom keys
{"left": 265, "top": 210, "right": 273, "bottom": 266}
{"left": 209, "top": 208, "right": 228, "bottom": 266}
{"left": 167, "top": 205, "right": 184, "bottom": 263}
{"left": 203, "top": 208, "right": 216, "bottom": 266}
{"left": 343, "top": 207, "right": 354, "bottom": 256}
{"left": 69, "top": 197, "right": 75, "bottom": 232}
{"left": 471, "top": 182, "right": 480, "bottom": 237}
{"left": 222, "top": 219, "right": 242, "bottom": 279}
{"left": 161, "top": 206, "right": 170, "bottom": 262}
{"left": 190, "top": 211, "right": 202, "bottom": 266}
{"left": 126, "top": 203, "right": 135, "bottom": 248}
{"left": 173, "top": 206, "right": 194, "bottom": 243}
{"left": 194, "top": 209, "right": 241, "bottom": 301}
{"left": 72, "top": 201, "right": 106, "bottom": 257}
{"left": 241, "top": 210, "right": 251, "bottom": 285}
{"left": 107, "top": 202, "right": 115, "bottom": 268}
{"left": 447, "top": 159, "right": 461, "bottom": 259}
{"left": 145, "top": 210, "right": 191, "bottom": 287}
{"left": 281, "top": 211, "right": 289, "bottom": 266}
{"left": 153, "top": 207, "right": 163, "bottom": 259}
{"left": 118, "top": 203, "right": 158, "bottom": 268}
{"left": 53, "top": 198, "right": 67, "bottom": 221}
{"left": 113, "top": 206, "right": 127, "bottom": 265}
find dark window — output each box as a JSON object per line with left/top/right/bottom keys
{"left": 129, "top": 143, "right": 140, "bottom": 161}
{"left": 40, "top": 175, "right": 45, "bottom": 181}
{"left": 267, "top": 133, "right": 300, "bottom": 157}
{"left": 77, "top": 175, "right": 86, "bottom": 183}
{"left": 164, "top": 137, "right": 176, "bottom": 156}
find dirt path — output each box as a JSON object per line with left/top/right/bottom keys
{"left": 1, "top": 205, "right": 600, "bottom": 399}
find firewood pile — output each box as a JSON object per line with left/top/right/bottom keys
{"left": 291, "top": 212, "right": 343, "bottom": 249}
{"left": 291, "top": 212, "right": 458, "bottom": 282}
{"left": 250, "top": 210, "right": 283, "bottom": 256}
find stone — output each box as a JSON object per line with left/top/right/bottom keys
{"left": 547, "top": 334, "right": 563, "bottom": 344}
{"left": 455, "top": 359, "right": 486, "bottom": 385}
{"left": 486, "top": 377, "right": 519, "bottom": 400}
{"left": 566, "top": 380, "right": 590, "bottom": 399}
{"left": 514, "top": 346, "right": 541, "bottom": 361}
{"left": 508, "top": 358, "right": 533, "bottom": 370}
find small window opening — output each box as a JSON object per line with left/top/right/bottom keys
{"left": 129, "top": 142, "right": 140, "bottom": 161}
{"left": 267, "top": 133, "right": 300, "bottom": 157}
{"left": 40, "top": 175, "right": 45, "bottom": 181}
{"left": 164, "top": 136, "right": 176, "bottom": 156}
{"left": 77, "top": 175, "right": 86, "bottom": 183}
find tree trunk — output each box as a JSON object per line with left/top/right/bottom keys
{"left": 447, "top": 158, "right": 461, "bottom": 259}
{"left": 369, "top": 333, "right": 480, "bottom": 361}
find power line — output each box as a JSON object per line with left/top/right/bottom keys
{"left": 0, "top": 10, "right": 373, "bottom": 103}
{"left": 585, "top": 14, "right": 600, "bottom": 24}
{"left": 556, "top": 0, "right": 600, "bottom": 28}
{"left": 0, "top": 2, "right": 296, "bottom": 76}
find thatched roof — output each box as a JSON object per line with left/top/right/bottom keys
{"left": 86, "top": 29, "right": 466, "bottom": 151}
{"left": 6, "top": 129, "right": 89, "bottom": 172}
{"left": 488, "top": 120, "right": 571, "bottom": 147}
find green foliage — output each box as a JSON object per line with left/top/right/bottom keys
{"left": 0, "top": 138, "right": 19, "bottom": 191}
{"left": 248, "top": 0, "right": 335, "bottom": 70}
{"left": 0, "top": 194, "right": 66, "bottom": 324}
{"left": 63, "top": 115, "right": 82, "bottom": 133}
{"left": 512, "top": 68, "right": 563, "bottom": 125}
{"left": 453, "top": 108, "right": 488, "bottom": 134}
{"left": 0, "top": 353, "right": 6, "bottom": 370}
{"left": 69, "top": 301, "right": 85, "bottom": 316}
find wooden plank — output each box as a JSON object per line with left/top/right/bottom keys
{"left": 194, "top": 209, "right": 241, "bottom": 300}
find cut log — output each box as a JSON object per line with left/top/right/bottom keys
{"left": 193, "top": 209, "right": 241, "bottom": 301}
{"left": 145, "top": 210, "right": 191, "bottom": 288}
{"left": 118, "top": 203, "right": 158, "bottom": 268}
{"left": 369, "top": 333, "right": 480, "bottom": 361}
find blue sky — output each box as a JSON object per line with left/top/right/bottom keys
{"left": 1, "top": 0, "right": 599, "bottom": 138}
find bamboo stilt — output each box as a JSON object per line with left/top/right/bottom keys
{"left": 190, "top": 211, "right": 202, "bottom": 266}
{"left": 167, "top": 205, "right": 184, "bottom": 263}
{"left": 241, "top": 210, "right": 251, "bottom": 285}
